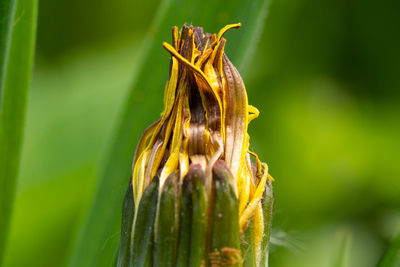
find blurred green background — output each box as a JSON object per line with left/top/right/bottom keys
{"left": 3, "top": 0, "right": 400, "bottom": 266}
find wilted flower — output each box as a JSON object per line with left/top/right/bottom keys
{"left": 118, "top": 24, "right": 274, "bottom": 267}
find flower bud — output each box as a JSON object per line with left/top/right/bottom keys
{"left": 118, "top": 24, "right": 274, "bottom": 267}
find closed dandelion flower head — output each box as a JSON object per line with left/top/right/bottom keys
{"left": 119, "top": 24, "right": 274, "bottom": 267}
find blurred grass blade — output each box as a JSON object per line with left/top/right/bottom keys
{"left": 377, "top": 232, "right": 400, "bottom": 267}
{"left": 68, "top": 0, "right": 270, "bottom": 266}
{"left": 0, "top": 0, "right": 38, "bottom": 264}
{"left": 0, "top": 0, "right": 16, "bottom": 99}
{"left": 227, "top": 0, "right": 270, "bottom": 74}
{"left": 332, "top": 228, "right": 352, "bottom": 267}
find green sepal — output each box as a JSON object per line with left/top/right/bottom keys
{"left": 130, "top": 176, "right": 159, "bottom": 267}
{"left": 117, "top": 181, "right": 135, "bottom": 267}
{"left": 241, "top": 218, "right": 256, "bottom": 267}
{"left": 260, "top": 181, "right": 273, "bottom": 267}
{"left": 188, "top": 166, "right": 208, "bottom": 267}
{"left": 154, "top": 173, "right": 178, "bottom": 267}
{"left": 176, "top": 165, "right": 207, "bottom": 267}
{"left": 176, "top": 170, "right": 193, "bottom": 267}
{"left": 210, "top": 161, "right": 242, "bottom": 266}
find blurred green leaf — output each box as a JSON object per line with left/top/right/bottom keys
{"left": 3, "top": 166, "right": 94, "bottom": 267}
{"left": 4, "top": 39, "right": 140, "bottom": 267}
{"left": 0, "top": 0, "right": 16, "bottom": 98}
{"left": 0, "top": 0, "right": 37, "bottom": 264}
{"left": 332, "top": 229, "right": 352, "bottom": 267}
{"left": 68, "top": 0, "right": 270, "bottom": 266}
{"left": 378, "top": 232, "right": 400, "bottom": 267}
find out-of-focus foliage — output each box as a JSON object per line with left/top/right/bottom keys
{"left": 2, "top": 0, "right": 400, "bottom": 266}
{"left": 0, "top": 0, "right": 37, "bottom": 264}
{"left": 378, "top": 231, "right": 400, "bottom": 267}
